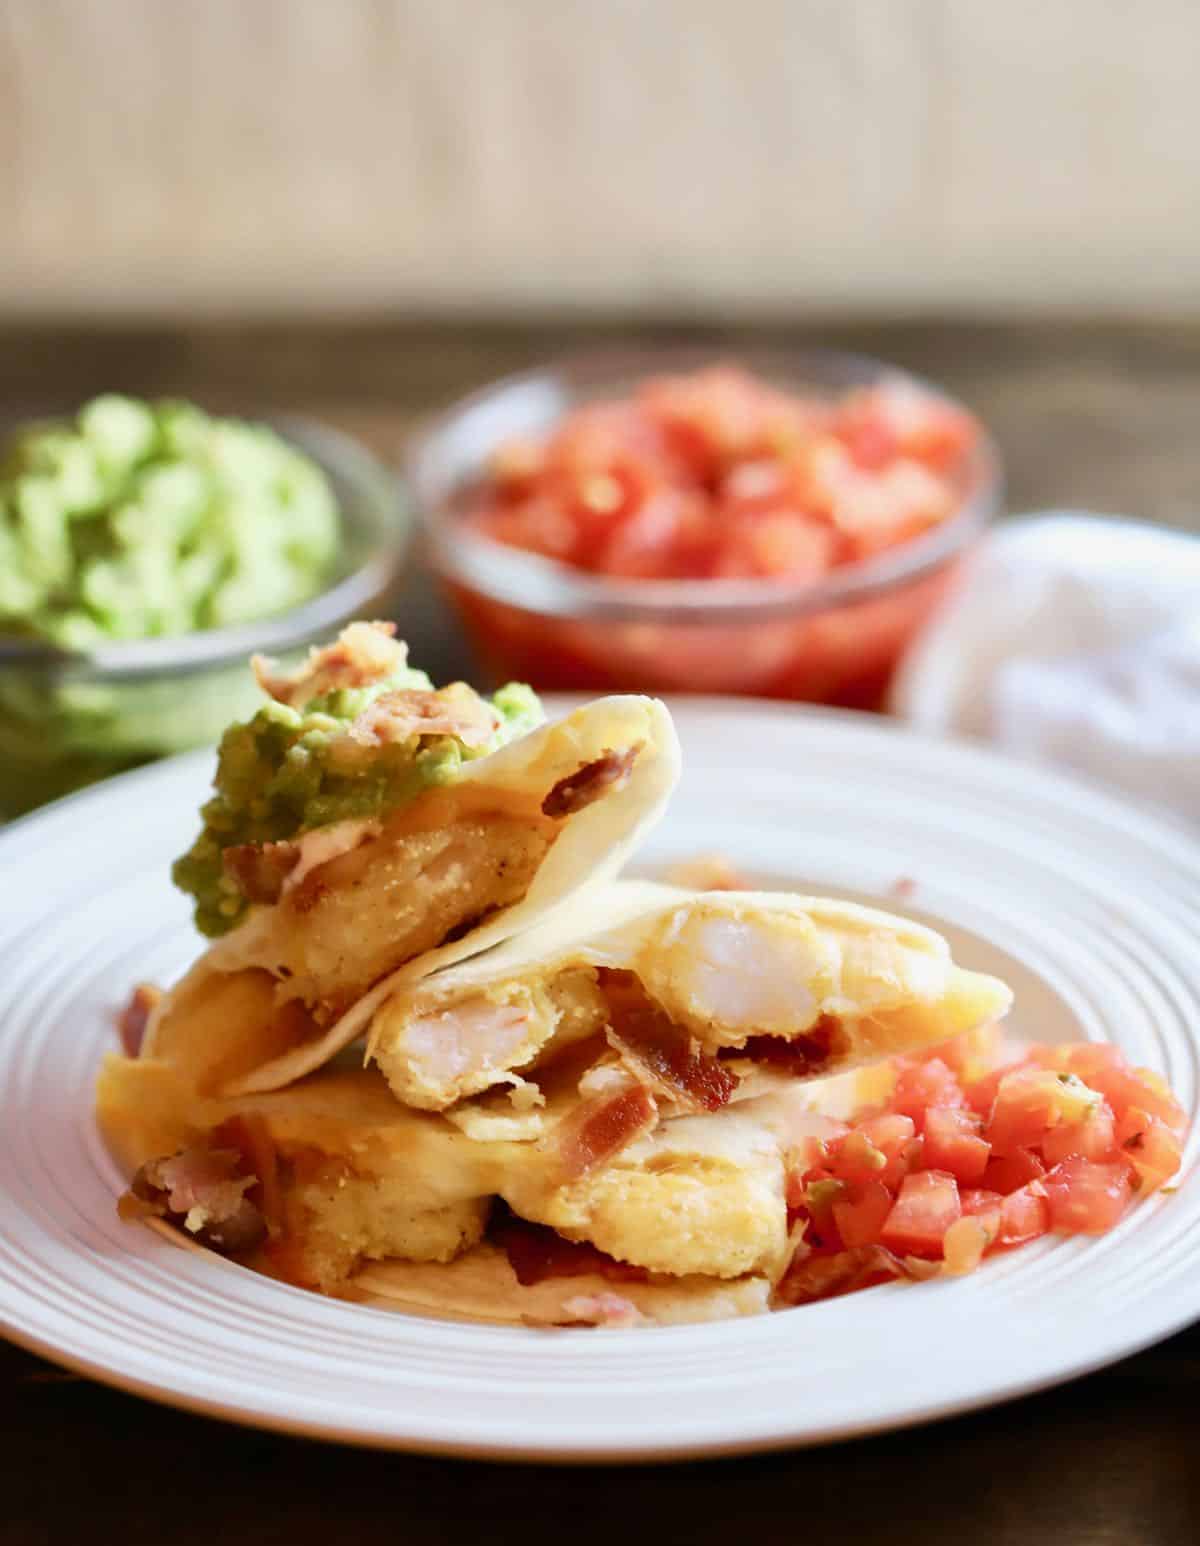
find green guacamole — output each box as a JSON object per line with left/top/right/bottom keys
{"left": 0, "top": 395, "right": 339, "bottom": 648}
{"left": 173, "top": 667, "right": 543, "bottom": 938}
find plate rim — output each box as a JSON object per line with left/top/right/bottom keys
{"left": 2, "top": 698, "right": 1199, "bottom": 1462}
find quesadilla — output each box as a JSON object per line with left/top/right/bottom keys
{"left": 365, "top": 881, "right": 1013, "bottom": 1112}
{"left": 96, "top": 1040, "right": 855, "bottom": 1318}
{"left": 144, "top": 624, "right": 680, "bottom": 1096}
{"left": 97, "top": 885, "right": 1010, "bottom": 1324}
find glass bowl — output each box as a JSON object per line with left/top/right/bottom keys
{"left": 410, "top": 346, "right": 1002, "bottom": 706}
{"left": 0, "top": 417, "right": 408, "bottom": 816}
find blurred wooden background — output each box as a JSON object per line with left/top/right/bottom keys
{"left": 2, "top": 0, "right": 1199, "bottom": 319}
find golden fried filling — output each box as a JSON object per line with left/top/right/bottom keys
{"left": 366, "top": 897, "right": 1011, "bottom": 1113}
{"left": 149, "top": 807, "right": 555, "bottom": 1094}
{"left": 255, "top": 809, "right": 553, "bottom": 1012}
{"left": 98, "top": 1050, "right": 808, "bottom": 1296}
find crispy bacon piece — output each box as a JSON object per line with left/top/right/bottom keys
{"left": 116, "top": 982, "right": 161, "bottom": 1057}
{"left": 599, "top": 968, "right": 739, "bottom": 1113}
{"left": 123, "top": 1144, "right": 266, "bottom": 1256}
{"left": 221, "top": 840, "right": 301, "bottom": 905}
{"left": 252, "top": 621, "right": 407, "bottom": 707}
{"left": 775, "top": 1244, "right": 906, "bottom": 1306}
{"left": 340, "top": 683, "right": 499, "bottom": 750}
{"left": 726, "top": 1016, "right": 842, "bottom": 1078}
{"left": 542, "top": 744, "right": 642, "bottom": 819}
{"left": 212, "top": 1114, "right": 284, "bottom": 1235}
{"left": 549, "top": 1080, "right": 658, "bottom": 1184}
{"left": 558, "top": 1292, "right": 644, "bottom": 1328}
{"left": 490, "top": 1204, "right": 648, "bottom": 1287}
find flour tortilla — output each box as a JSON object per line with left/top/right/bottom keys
{"left": 354, "top": 1247, "right": 772, "bottom": 1326}
{"left": 144, "top": 695, "right": 680, "bottom": 1095}
{"left": 364, "top": 879, "right": 1015, "bottom": 1108}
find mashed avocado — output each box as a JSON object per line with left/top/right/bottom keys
{"left": 0, "top": 395, "right": 339, "bottom": 647}
{"left": 173, "top": 656, "right": 543, "bottom": 938}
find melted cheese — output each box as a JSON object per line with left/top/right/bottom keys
{"left": 96, "top": 1050, "right": 800, "bottom": 1281}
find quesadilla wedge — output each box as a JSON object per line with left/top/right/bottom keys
{"left": 144, "top": 624, "right": 680, "bottom": 1097}
{"left": 96, "top": 1031, "right": 883, "bottom": 1320}
{"left": 96, "top": 881, "right": 1010, "bottom": 1325}
{"left": 364, "top": 881, "right": 1014, "bottom": 1112}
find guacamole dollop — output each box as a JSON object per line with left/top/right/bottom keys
{"left": 0, "top": 394, "right": 339, "bottom": 648}
{"left": 172, "top": 654, "right": 543, "bottom": 939}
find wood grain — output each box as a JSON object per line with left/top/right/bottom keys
{"left": 3, "top": 317, "right": 1200, "bottom": 525}
{"left": 1, "top": 0, "right": 1199, "bottom": 317}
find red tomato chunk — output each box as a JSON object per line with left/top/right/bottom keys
{"left": 833, "top": 1179, "right": 894, "bottom": 1248}
{"left": 1116, "top": 1106, "right": 1184, "bottom": 1189}
{"left": 998, "top": 1185, "right": 1050, "bottom": 1247}
{"left": 828, "top": 1113, "right": 918, "bottom": 1188}
{"left": 923, "top": 1107, "right": 991, "bottom": 1184}
{"left": 981, "top": 1146, "right": 1046, "bottom": 1194}
{"left": 781, "top": 1036, "right": 1187, "bottom": 1306}
{"left": 464, "top": 367, "right": 978, "bottom": 584}
{"left": 889, "top": 1057, "right": 966, "bottom": 1125}
{"left": 880, "top": 1171, "right": 963, "bottom": 1258}
{"left": 1041, "top": 1158, "right": 1134, "bottom": 1235}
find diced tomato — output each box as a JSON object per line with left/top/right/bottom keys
{"left": 880, "top": 1170, "right": 962, "bottom": 1258}
{"left": 1123, "top": 1068, "right": 1187, "bottom": 1133}
{"left": 835, "top": 414, "right": 898, "bottom": 473}
{"left": 985, "top": 1069, "right": 1060, "bottom": 1153}
{"left": 1041, "top": 1157, "right": 1135, "bottom": 1235}
{"left": 1115, "top": 1106, "right": 1184, "bottom": 1189}
{"left": 771, "top": 1035, "right": 1184, "bottom": 1306}
{"left": 719, "top": 458, "right": 790, "bottom": 512}
{"left": 923, "top": 1106, "right": 991, "bottom": 1184}
{"left": 1029, "top": 1042, "right": 1120, "bottom": 1078}
{"left": 836, "top": 461, "right": 953, "bottom": 563}
{"left": 964, "top": 1056, "right": 1036, "bottom": 1118}
{"left": 997, "top": 1184, "right": 1050, "bottom": 1246}
{"left": 828, "top": 1128, "right": 887, "bottom": 1186}
{"left": 638, "top": 367, "right": 769, "bottom": 483}
{"left": 475, "top": 497, "right": 580, "bottom": 563}
{"left": 791, "top": 1172, "right": 847, "bottom": 1249}
{"left": 889, "top": 1058, "right": 966, "bottom": 1127}
{"left": 785, "top": 1161, "right": 833, "bottom": 1213}
{"left": 986, "top": 1068, "right": 1105, "bottom": 1156}
{"left": 837, "top": 381, "right": 978, "bottom": 475}
{"left": 828, "top": 1112, "right": 917, "bottom": 1188}
{"left": 1034, "top": 1044, "right": 1188, "bottom": 1134}
{"left": 469, "top": 366, "right": 978, "bottom": 587}
{"left": 981, "top": 1147, "right": 1046, "bottom": 1195}
{"left": 832, "top": 1179, "right": 894, "bottom": 1248}
{"left": 960, "top": 1188, "right": 1005, "bottom": 1217}
{"left": 709, "top": 511, "right": 835, "bottom": 581}
{"left": 1041, "top": 1100, "right": 1117, "bottom": 1167}
{"left": 786, "top": 1127, "right": 849, "bottom": 1185}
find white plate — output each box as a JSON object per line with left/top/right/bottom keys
{"left": 1, "top": 700, "right": 1199, "bottom": 1461}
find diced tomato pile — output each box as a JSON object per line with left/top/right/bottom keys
{"left": 778, "top": 1037, "right": 1187, "bottom": 1305}
{"left": 462, "top": 365, "right": 979, "bottom": 582}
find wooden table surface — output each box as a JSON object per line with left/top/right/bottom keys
{"left": 2, "top": 320, "right": 1198, "bottom": 1544}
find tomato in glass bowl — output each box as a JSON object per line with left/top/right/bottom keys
{"left": 410, "top": 349, "right": 1002, "bottom": 707}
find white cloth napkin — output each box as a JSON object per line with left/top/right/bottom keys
{"left": 890, "top": 514, "right": 1200, "bottom": 823}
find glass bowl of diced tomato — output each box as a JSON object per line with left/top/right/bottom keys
{"left": 411, "top": 349, "right": 1001, "bottom": 707}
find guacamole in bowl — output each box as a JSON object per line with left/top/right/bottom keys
{"left": 0, "top": 399, "right": 407, "bottom": 815}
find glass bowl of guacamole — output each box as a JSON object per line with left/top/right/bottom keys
{"left": 0, "top": 397, "right": 408, "bottom": 816}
